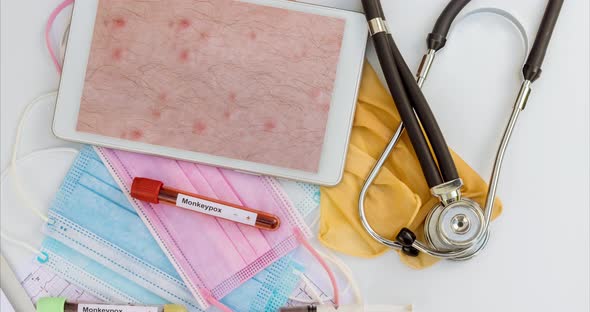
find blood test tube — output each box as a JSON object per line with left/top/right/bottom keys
{"left": 36, "top": 297, "right": 186, "bottom": 312}
{"left": 130, "top": 177, "right": 280, "bottom": 231}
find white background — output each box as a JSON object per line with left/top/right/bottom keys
{"left": 1, "top": 0, "right": 588, "bottom": 311}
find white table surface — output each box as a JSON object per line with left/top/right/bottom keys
{"left": 1, "top": 0, "right": 589, "bottom": 311}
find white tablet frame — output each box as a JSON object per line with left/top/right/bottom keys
{"left": 53, "top": 0, "right": 367, "bottom": 186}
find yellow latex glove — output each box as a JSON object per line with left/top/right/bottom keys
{"left": 319, "top": 62, "right": 502, "bottom": 269}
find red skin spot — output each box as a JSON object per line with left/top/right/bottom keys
{"left": 130, "top": 129, "right": 143, "bottom": 140}
{"left": 199, "top": 32, "right": 210, "bottom": 41}
{"left": 248, "top": 31, "right": 257, "bottom": 40}
{"left": 322, "top": 102, "right": 331, "bottom": 113}
{"left": 223, "top": 110, "right": 232, "bottom": 119}
{"left": 228, "top": 92, "right": 237, "bottom": 103}
{"left": 113, "top": 18, "right": 126, "bottom": 28}
{"left": 151, "top": 109, "right": 162, "bottom": 119}
{"left": 192, "top": 121, "right": 207, "bottom": 134}
{"left": 112, "top": 48, "right": 123, "bottom": 61}
{"left": 179, "top": 49, "right": 190, "bottom": 62}
{"left": 158, "top": 92, "right": 168, "bottom": 102}
{"left": 179, "top": 18, "right": 191, "bottom": 29}
{"left": 264, "top": 120, "right": 276, "bottom": 131}
{"left": 310, "top": 88, "right": 322, "bottom": 99}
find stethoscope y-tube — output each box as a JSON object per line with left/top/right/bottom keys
{"left": 365, "top": 0, "right": 459, "bottom": 189}
{"left": 359, "top": 0, "right": 563, "bottom": 260}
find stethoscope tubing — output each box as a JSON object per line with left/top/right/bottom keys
{"left": 364, "top": 0, "right": 460, "bottom": 188}
{"left": 386, "top": 33, "right": 459, "bottom": 184}
{"left": 372, "top": 32, "right": 444, "bottom": 187}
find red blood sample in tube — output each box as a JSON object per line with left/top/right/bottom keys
{"left": 130, "top": 177, "right": 280, "bottom": 231}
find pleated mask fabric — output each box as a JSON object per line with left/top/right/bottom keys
{"left": 41, "top": 145, "right": 309, "bottom": 311}
{"left": 96, "top": 147, "right": 312, "bottom": 309}
{"left": 318, "top": 62, "right": 503, "bottom": 269}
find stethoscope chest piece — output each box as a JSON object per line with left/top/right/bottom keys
{"left": 424, "top": 179, "right": 487, "bottom": 260}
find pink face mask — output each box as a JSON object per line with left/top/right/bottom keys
{"left": 96, "top": 147, "right": 312, "bottom": 309}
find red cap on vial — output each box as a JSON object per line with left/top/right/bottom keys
{"left": 131, "top": 178, "right": 163, "bottom": 203}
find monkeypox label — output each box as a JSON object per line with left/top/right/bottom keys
{"left": 176, "top": 193, "right": 257, "bottom": 226}
{"left": 77, "top": 304, "right": 158, "bottom": 312}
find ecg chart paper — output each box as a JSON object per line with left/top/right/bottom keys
{"left": 285, "top": 246, "right": 356, "bottom": 306}
{"left": 19, "top": 259, "right": 344, "bottom": 307}
{"left": 287, "top": 273, "right": 337, "bottom": 306}
{"left": 19, "top": 262, "right": 99, "bottom": 304}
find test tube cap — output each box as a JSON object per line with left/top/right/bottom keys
{"left": 131, "top": 177, "right": 163, "bottom": 203}
{"left": 163, "top": 304, "right": 188, "bottom": 312}
{"left": 36, "top": 297, "right": 66, "bottom": 312}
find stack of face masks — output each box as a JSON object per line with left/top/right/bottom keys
{"left": 40, "top": 145, "right": 319, "bottom": 311}
{"left": 96, "top": 147, "right": 315, "bottom": 309}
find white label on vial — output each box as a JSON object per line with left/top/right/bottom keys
{"left": 176, "top": 193, "right": 257, "bottom": 226}
{"left": 77, "top": 304, "right": 158, "bottom": 312}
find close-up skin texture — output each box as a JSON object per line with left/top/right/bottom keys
{"left": 77, "top": 0, "right": 345, "bottom": 172}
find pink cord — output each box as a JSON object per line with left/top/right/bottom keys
{"left": 294, "top": 228, "right": 340, "bottom": 307}
{"left": 200, "top": 288, "right": 233, "bottom": 312}
{"left": 46, "top": 0, "right": 74, "bottom": 73}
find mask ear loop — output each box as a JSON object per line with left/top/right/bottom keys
{"left": 198, "top": 288, "right": 233, "bottom": 312}
{"left": 10, "top": 92, "right": 59, "bottom": 224}
{"left": 316, "top": 249, "right": 362, "bottom": 305}
{"left": 0, "top": 231, "right": 41, "bottom": 255}
{"left": 289, "top": 249, "right": 363, "bottom": 305}
{"left": 0, "top": 231, "right": 49, "bottom": 264}
{"left": 295, "top": 211, "right": 363, "bottom": 305}
{"left": 294, "top": 229, "right": 340, "bottom": 308}
{"left": 46, "top": 0, "right": 74, "bottom": 73}
{"left": 8, "top": 91, "right": 80, "bottom": 224}
{"left": 2, "top": 1, "right": 78, "bottom": 261}
{"left": 0, "top": 148, "right": 76, "bottom": 264}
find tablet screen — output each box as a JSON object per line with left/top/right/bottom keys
{"left": 77, "top": 0, "right": 345, "bottom": 173}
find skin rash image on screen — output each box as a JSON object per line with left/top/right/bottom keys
{"left": 77, "top": 0, "right": 345, "bottom": 172}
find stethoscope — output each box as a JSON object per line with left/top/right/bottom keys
{"left": 358, "top": 0, "right": 563, "bottom": 260}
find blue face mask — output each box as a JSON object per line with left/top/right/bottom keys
{"left": 221, "top": 252, "right": 305, "bottom": 311}
{"left": 40, "top": 145, "right": 316, "bottom": 311}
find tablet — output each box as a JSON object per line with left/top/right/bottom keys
{"left": 53, "top": 0, "right": 367, "bottom": 185}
